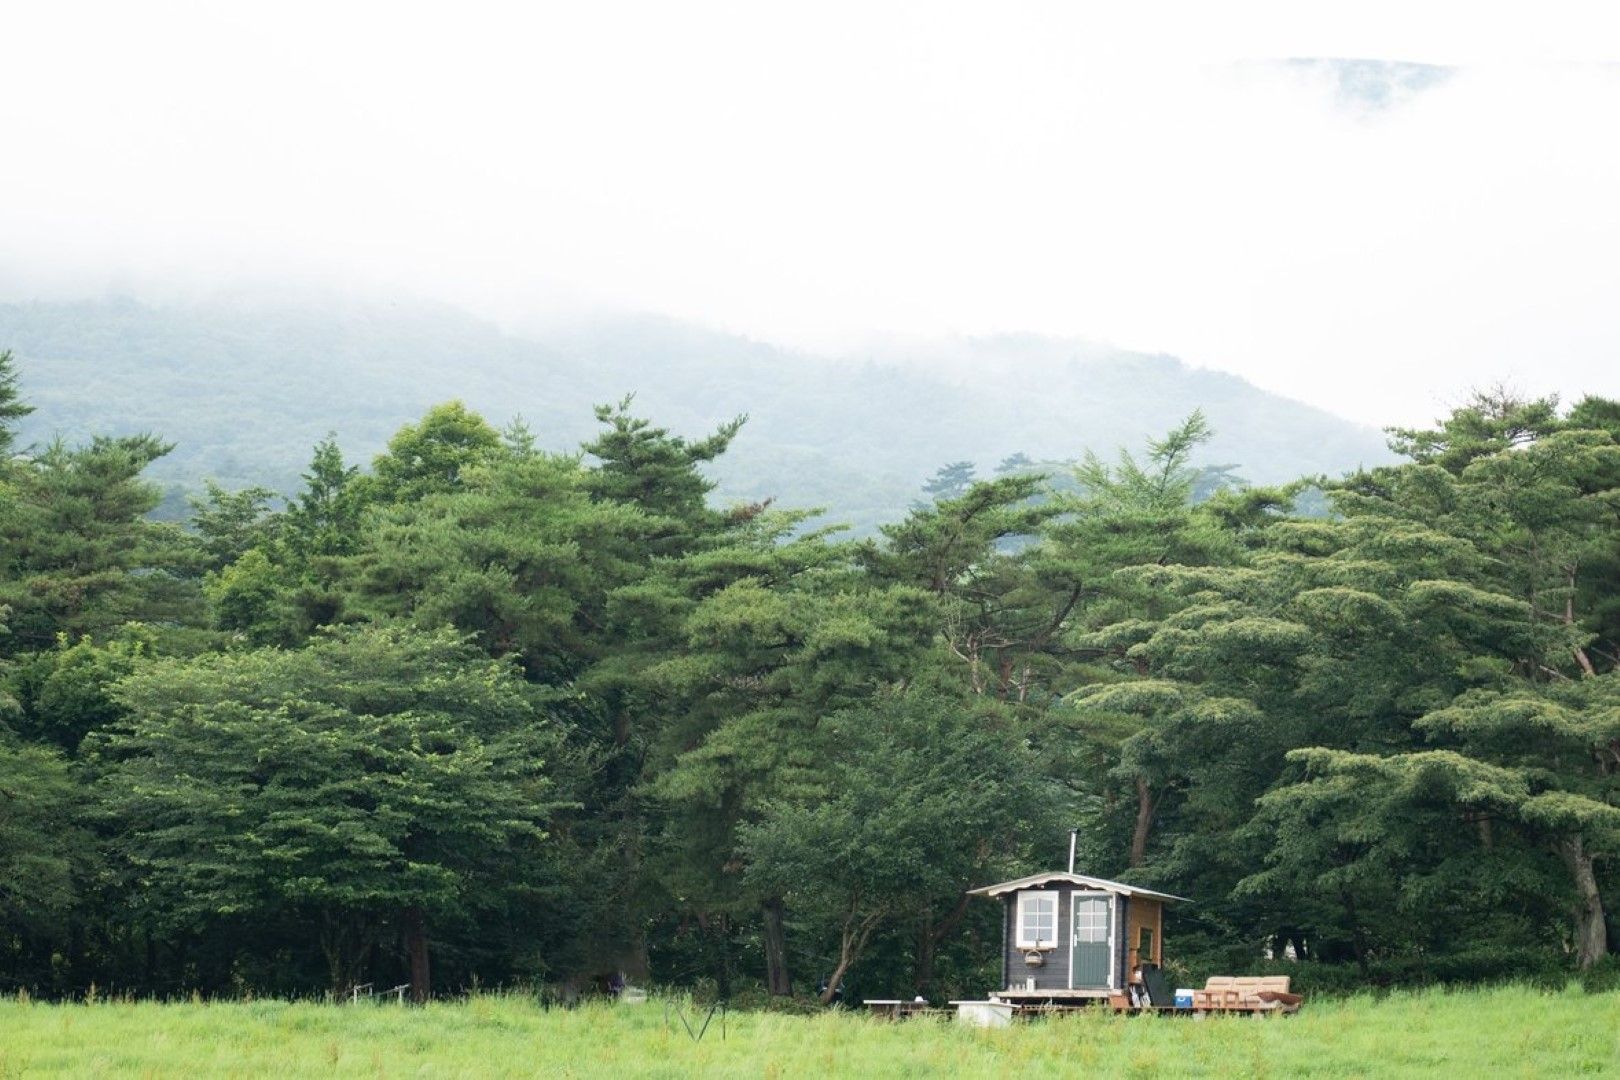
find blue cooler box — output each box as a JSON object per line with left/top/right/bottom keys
{"left": 1173, "top": 989, "right": 1195, "bottom": 1009}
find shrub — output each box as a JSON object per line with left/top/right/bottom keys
{"left": 1577, "top": 956, "right": 1620, "bottom": 995}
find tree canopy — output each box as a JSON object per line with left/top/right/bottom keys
{"left": 1, "top": 355, "right": 1616, "bottom": 1003}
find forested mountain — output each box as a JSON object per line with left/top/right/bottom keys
{"left": 0, "top": 295, "right": 1392, "bottom": 530}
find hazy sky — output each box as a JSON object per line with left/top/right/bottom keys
{"left": 4, "top": 1, "right": 1619, "bottom": 426}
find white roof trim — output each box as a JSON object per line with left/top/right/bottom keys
{"left": 967, "top": 871, "right": 1187, "bottom": 903}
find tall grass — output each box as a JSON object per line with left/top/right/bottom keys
{"left": 0, "top": 984, "right": 1614, "bottom": 1077}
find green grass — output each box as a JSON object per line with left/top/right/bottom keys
{"left": 0, "top": 985, "right": 1615, "bottom": 1078}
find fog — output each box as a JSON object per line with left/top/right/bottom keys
{"left": 4, "top": 1, "right": 1619, "bottom": 426}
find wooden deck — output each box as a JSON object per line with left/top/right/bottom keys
{"left": 991, "top": 988, "right": 1114, "bottom": 1002}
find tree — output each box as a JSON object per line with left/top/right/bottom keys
{"left": 342, "top": 446, "right": 669, "bottom": 992}
{"left": 200, "top": 435, "right": 368, "bottom": 646}
{"left": 738, "top": 693, "right": 1053, "bottom": 1003}
{"left": 1238, "top": 746, "right": 1554, "bottom": 974}
{"left": 1360, "top": 392, "right": 1620, "bottom": 676}
{"left": 188, "top": 481, "right": 282, "bottom": 573}
{"left": 583, "top": 396, "right": 745, "bottom": 544}
{"left": 208, "top": 436, "right": 368, "bottom": 645}
{"left": 285, "top": 435, "right": 364, "bottom": 559}
{"left": 1047, "top": 414, "right": 1270, "bottom": 870}
{"left": 0, "top": 737, "right": 90, "bottom": 985}
{"left": 920, "top": 461, "right": 977, "bottom": 502}
{"left": 1065, "top": 505, "right": 1562, "bottom": 945}
{"left": 994, "top": 452, "right": 1035, "bottom": 476}
{"left": 349, "top": 451, "right": 652, "bottom": 685}
{"left": 203, "top": 548, "right": 295, "bottom": 645}
{"left": 3, "top": 630, "right": 149, "bottom": 753}
{"left": 1385, "top": 387, "right": 1561, "bottom": 474}
{"left": 0, "top": 349, "right": 34, "bottom": 458}
{"left": 863, "top": 473, "right": 1066, "bottom": 701}
{"left": 362, "top": 401, "right": 504, "bottom": 505}
{"left": 1071, "top": 410, "right": 1214, "bottom": 515}
{"left": 1211, "top": 397, "right": 1620, "bottom": 972}
{"left": 91, "top": 626, "right": 561, "bottom": 1000}
{"left": 1300, "top": 680, "right": 1620, "bottom": 969}
{"left": 0, "top": 435, "right": 201, "bottom": 654}
{"left": 1064, "top": 680, "right": 1266, "bottom": 869}
{"left": 644, "top": 517, "right": 938, "bottom": 995}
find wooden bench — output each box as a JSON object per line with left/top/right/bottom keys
{"left": 1191, "top": 976, "right": 1301, "bottom": 1014}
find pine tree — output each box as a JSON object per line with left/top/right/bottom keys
{"left": 0, "top": 350, "right": 34, "bottom": 458}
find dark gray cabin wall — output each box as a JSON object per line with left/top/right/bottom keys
{"left": 1001, "top": 884, "right": 1072, "bottom": 991}
{"left": 1116, "top": 895, "right": 1129, "bottom": 988}
{"left": 1001, "top": 886, "right": 1140, "bottom": 992}
{"left": 1001, "top": 899, "right": 1009, "bottom": 990}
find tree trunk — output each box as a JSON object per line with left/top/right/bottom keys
{"left": 68, "top": 921, "right": 86, "bottom": 993}
{"left": 173, "top": 938, "right": 189, "bottom": 996}
{"left": 762, "top": 897, "right": 792, "bottom": 996}
{"left": 614, "top": 798, "right": 651, "bottom": 984}
{"left": 820, "top": 955, "right": 855, "bottom": 1006}
{"left": 1559, "top": 836, "right": 1608, "bottom": 969}
{"left": 713, "top": 913, "right": 735, "bottom": 999}
{"left": 819, "top": 911, "right": 883, "bottom": 1006}
{"left": 916, "top": 891, "right": 972, "bottom": 996}
{"left": 320, "top": 911, "right": 370, "bottom": 1000}
{"left": 915, "top": 917, "right": 936, "bottom": 997}
{"left": 1130, "top": 777, "right": 1157, "bottom": 868}
{"left": 1341, "top": 889, "right": 1370, "bottom": 978}
{"left": 402, "top": 905, "right": 431, "bottom": 1004}
{"left": 1562, "top": 569, "right": 1598, "bottom": 676}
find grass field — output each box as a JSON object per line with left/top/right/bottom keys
{"left": 0, "top": 984, "right": 1615, "bottom": 1078}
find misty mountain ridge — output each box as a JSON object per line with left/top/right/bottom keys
{"left": 1273, "top": 58, "right": 1455, "bottom": 113}
{"left": 0, "top": 293, "right": 1395, "bottom": 532}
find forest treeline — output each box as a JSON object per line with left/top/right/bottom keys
{"left": 1, "top": 345, "right": 1618, "bottom": 1004}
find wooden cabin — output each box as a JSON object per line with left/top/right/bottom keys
{"left": 967, "top": 871, "right": 1185, "bottom": 1002}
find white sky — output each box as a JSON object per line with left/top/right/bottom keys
{"left": 3, "top": 1, "right": 1619, "bottom": 426}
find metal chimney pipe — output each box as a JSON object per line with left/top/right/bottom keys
{"left": 1067, "top": 829, "right": 1077, "bottom": 874}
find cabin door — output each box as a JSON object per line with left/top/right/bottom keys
{"left": 1069, "top": 893, "right": 1113, "bottom": 989}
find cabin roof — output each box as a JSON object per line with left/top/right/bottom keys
{"left": 966, "top": 871, "right": 1187, "bottom": 903}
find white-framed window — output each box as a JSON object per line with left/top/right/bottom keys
{"left": 1016, "top": 890, "right": 1058, "bottom": 948}
{"left": 1073, "top": 896, "right": 1109, "bottom": 943}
